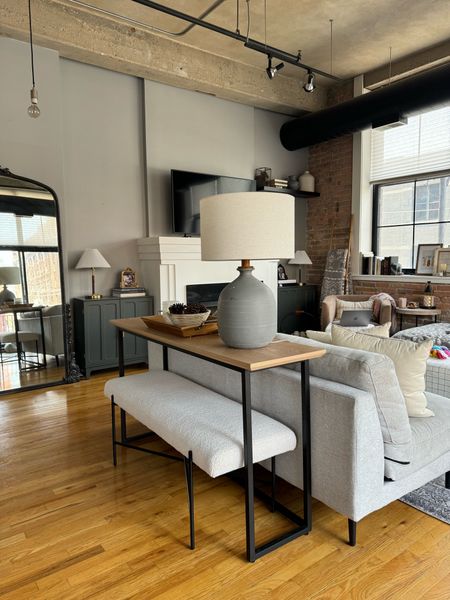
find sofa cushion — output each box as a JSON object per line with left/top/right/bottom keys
{"left": 42, "top": 304, "right": 62, "bottom": 316}
{"left": 385, "top": 392, "right": 450, "bottom": 480}
{"left": 307, "top": 322, "right": 391, "bottom": 344}
{"left": 332, "top": 325, "right": 434, "bottom": 418}
{"left": 335, "top": 298, "right": 373, "bottom": 320}
{"left": 276, "top": 333, "right": 412, "bottom": 464}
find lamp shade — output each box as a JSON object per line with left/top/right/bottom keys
{"left": 200, "top": 192, "right": 295, "bottom": 349}
{"left": 75, "top": 248, "right": 111, "bottom": 269}
{"left": 0, "top": 266, "right": 21, "bottom": 285}
{"left": 288, "top": 250, "right": 312, "bottom": 265}
{"left": 200, "top": 192, "right": 294, "bottom": 261}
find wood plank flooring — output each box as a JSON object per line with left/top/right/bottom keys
{"left": 0, "top": 369, "right": 449, "bottom": 599}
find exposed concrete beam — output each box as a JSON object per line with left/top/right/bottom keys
{"left": 0, "top": 0, "right": 327, "bottom": 115}
{"left": 364, "top": 40, "right": 450, "bottom": 89}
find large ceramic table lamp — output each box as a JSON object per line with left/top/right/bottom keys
{"left": 200, "top": 192, "right": 294, "bottom": 349}
{"left": 0, "top": 267, "right": 21, "bottom": 304}
{"left": 75, "top": 248, "right": 111, "bottom": 299}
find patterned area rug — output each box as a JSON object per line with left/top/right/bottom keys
{"left": 400, "top": 475, "right": 450, "bottom": 524}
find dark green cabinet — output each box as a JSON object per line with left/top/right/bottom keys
{"left": 277, "top": 285, "right": 318, "bottom": 334}
{"left": 73, "top": 296, "right": 153, "bottom": 376}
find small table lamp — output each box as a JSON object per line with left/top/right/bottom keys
{"left": 0, "top": 267, "right": 21, "bottom": 304}
{"left": 200, "top": 192, "right": 294, "bottom": 349}
{"left": 75, "top": 248, "right": 111, "bottom": 299}
{"left": 288, "top": 250, "right": 312, "bottom": 285}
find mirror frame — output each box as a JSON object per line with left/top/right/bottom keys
{"left": 0, "top": 165, "right": 80, "bottom": 395}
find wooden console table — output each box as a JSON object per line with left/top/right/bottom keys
{"left": 111, "top": 317, "right": 325, "bottom": 562}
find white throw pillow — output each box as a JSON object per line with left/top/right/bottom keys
{"left": 308, "top": 322, "right": 391, "bottom": 344}
{"left": 331, "top": 325, "right": 434, "bottom": 418}
{"left": 335, "top": 298, "right": 374, "bottom": 320}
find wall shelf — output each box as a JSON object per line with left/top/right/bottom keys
{"left": 262, "top": 186, "right": 320, "bottom": 198}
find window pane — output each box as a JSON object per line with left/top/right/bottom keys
{"left": 378, "top": 182, "right": 414, "bottom": 226}
{"left": 414, "top": 223, "right": 450, "bottom": 268}
{"left": 378, "top": 226, "right": 413, "bottom": 269}
{"left": 416, "top": 177, "right": 450, "bottom": 223}
{"left": 24, "top": 252, "right": 62, "bottom": 306}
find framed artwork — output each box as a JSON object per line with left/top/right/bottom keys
{"left": 120, "top": 267, "right": 137, "bottom": 288}
{"left": 415, "top": 243, "right": 442, "bottom": 275}
{"left": 433, "top": 248, "right": 450, "bottom": 276}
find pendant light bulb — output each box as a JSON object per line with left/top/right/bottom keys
{"left": 27, "top": 86, "right": 40, "bottom": 119}
{"left": 303, "top": 70, "right": 316, "bottom": 93}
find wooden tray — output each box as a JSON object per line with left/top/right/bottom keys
{"left": 141, "top": 315, "right": 218, "bottom": 337}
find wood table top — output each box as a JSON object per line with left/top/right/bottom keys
{"left": 111, "top": 317, "right": 326, "bottom": 372}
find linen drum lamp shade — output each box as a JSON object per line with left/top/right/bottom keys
{"left": 288, "top": 250, "right": 312, "bottom": 285}
{"left": 75, "top": 248, "right": 111, "bottom": 299}
{"left": 0, "top": 266, "right": 21, "bottom": 304}
{"left": 200, "top": 192, "right": 294, "bottom": 348}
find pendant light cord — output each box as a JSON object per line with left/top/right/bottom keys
{"left": 28, "top": 0, "right": 36, "bottom": 87}
{"left": 329, "top": 19, "right": 333, "bottom": 76}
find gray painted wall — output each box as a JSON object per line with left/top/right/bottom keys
{"left": 144, "top": 81, "right": 308, "bottom": 248}
{"left": 0, "top": 37, "right": 309, "bottom": 300}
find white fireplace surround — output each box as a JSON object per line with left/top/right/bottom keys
{"left": 137, "top": 237, "right": 279, "bottom": 313}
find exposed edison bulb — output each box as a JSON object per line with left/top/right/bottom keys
{"left": 27, "top": 86, "right": 40, "bottom": 118}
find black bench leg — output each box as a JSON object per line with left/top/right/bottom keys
{"left": 184, "top": 450, "right": 195, "bottom": 550}
{"left": 111, "top": 396, "right": 117, "bottom": 467}
{"left": 445, "top": 471, "right": 450, "bottom": 489}
{"left": 348, "top": 519, "right": 357, "bottom": 546}
{"left": 120, "top": 408, "right": 127, "bottom": 442}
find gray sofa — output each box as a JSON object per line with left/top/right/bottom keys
{"left": 149, "top": 334, "right": 450, "bottom": 545}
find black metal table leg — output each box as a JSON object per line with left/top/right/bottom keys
{"left": 301, "top": 361, "right": 312, "bottom": 532}
{"left": 118, "top": 329, "right": 125, "bottom": 376}
{"left": 241, "top": 370, "right": 256, "bottom": 562}
{"left": 38, "top": 307, "right": 47, "bottom": 367}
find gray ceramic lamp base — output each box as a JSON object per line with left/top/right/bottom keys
{"left": 217, "top": 266, "right": 276, "bottom": 349}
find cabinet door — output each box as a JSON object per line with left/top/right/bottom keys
{"left": 84, "top": 300, "right": 120, "bottom": 366}
{"left": 120, "top": 297, "right": 154, "bottom": 361}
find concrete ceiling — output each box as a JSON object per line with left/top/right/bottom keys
{"left": 0, "top": 0, "right": 449, "bottom": 114}
{"left": 74, "top": 0, "right": 450, "bottom": 82}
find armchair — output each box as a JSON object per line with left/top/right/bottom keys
{"left": 18, "top": 305, "right": 64, "bottom": 364}
{"left": 321, "top": 294, "right": 392, "bottom": 331}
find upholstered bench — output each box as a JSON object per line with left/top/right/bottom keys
{"left": 104, "top": 370, "right": 297, "bottom": 551}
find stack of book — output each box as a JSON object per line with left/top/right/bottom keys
{"left": 278, "top": 279, "right": 298, "bottom": 287}
{"left": 268, "top": 178, "right": 288, "bottom": 188}
{"left": 112, "top": 287, "right": 146, "bottom": 298}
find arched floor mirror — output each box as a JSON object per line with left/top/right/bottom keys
{"left": 0, "top": 166, "right": 79, "bottom": 395}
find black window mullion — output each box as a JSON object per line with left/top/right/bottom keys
{"left": 412, "top": 180, "right": 417, "bottom": 270}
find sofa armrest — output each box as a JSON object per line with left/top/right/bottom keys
{"left": 321, "top": 295, "right": 337, "bottom": 330}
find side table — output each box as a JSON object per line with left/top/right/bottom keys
{"left": 396, "top": 307, "right": 441, "bottom": 330}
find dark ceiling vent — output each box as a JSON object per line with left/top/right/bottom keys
{"left": 280, "top": 62, "right": 450, "bottom": 150}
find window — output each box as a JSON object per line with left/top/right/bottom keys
{"left": 374, "top": 176, "right": 450, "bottom": 269}
{"left": 371, "top": 106, "right": 450, "bottom": 271}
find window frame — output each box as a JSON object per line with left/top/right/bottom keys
{"left": 372, "top": 170, "right": 450, "bottom": 273}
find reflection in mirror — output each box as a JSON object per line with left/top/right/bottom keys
{"left": 0, "top": 169, "right": 72, "bottom": 394}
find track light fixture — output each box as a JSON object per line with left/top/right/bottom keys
{"left": 303, "top": 70, "right": 315, "bottom": 93}
{"left": 266, "top": 56, "right": 285, "bottom": 79}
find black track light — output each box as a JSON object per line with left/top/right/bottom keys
{"left": 303, "top": 70, "right": 315, "bottom": 93}
{"left": 266, "top": 56, "right": 285, "bottom": 79}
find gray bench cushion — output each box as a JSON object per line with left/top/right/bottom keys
{"left": 105, "top": 371, "right": 297, "bottom": 479}
{"left": 275, "top": 334, "right": 412, "bottom": 465}
{"left": 385, "top": 392, "right": 450, "bottom": 480}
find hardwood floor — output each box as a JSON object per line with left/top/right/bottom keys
{"left": 0, "top": 369, "right": 449, "bottom": 599}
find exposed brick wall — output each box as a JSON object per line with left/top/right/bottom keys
{"left": 306, "top": 81, "right": 354, "bottom": 286}
{"left": 353, "top": 279, "right": 450, "bottom": 323}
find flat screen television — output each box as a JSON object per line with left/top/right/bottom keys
{"left": 171, "top": 169, "right": 256, "bottom": 235}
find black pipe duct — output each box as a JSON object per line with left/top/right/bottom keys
{"left": 280, "top": 62, "right": 450, "bottom": 150}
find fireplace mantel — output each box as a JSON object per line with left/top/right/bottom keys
{"left": 138, "top": 236, "right": 278, "bottom": 313}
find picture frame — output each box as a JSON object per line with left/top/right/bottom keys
{"left": 277, "top": 264, "right": 288, "bottom": 281}
{"left": 433, "top": 248, "right": 450, "bottom": 276}
{"left": 415, "top": 243, "right": 442, "bottom": 275}
{"left": 120, "top": 267, "right": 138, "bottom": 288}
